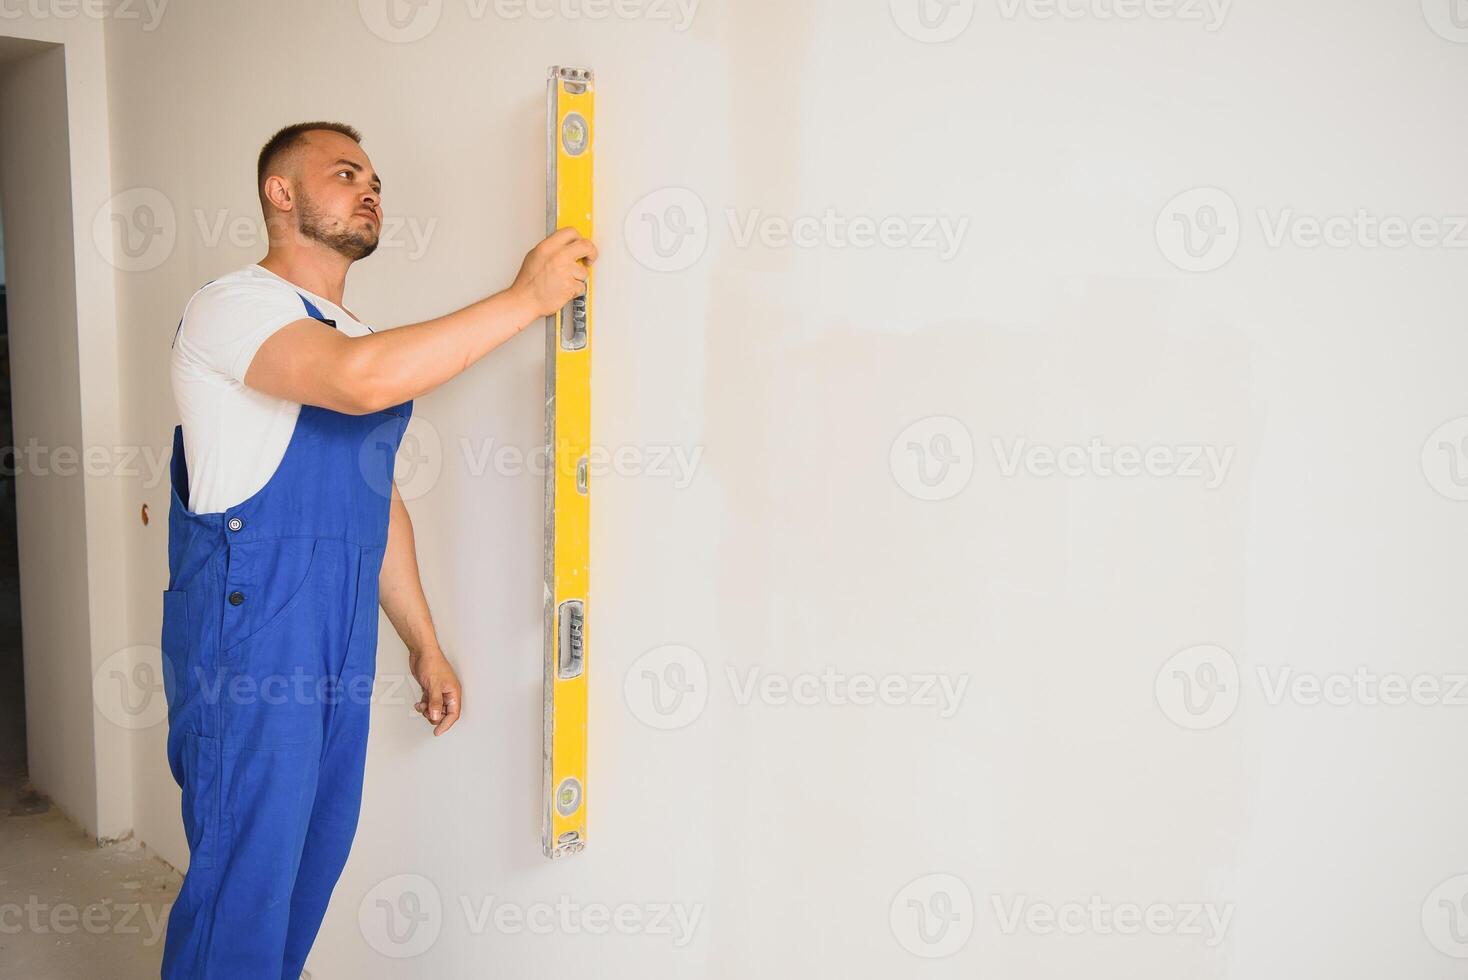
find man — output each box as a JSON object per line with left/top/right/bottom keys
{"left": 160, "top": 121, "right": 596, "bottom": 978}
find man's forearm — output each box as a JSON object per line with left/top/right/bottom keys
{"left": 380, "top": 481, "right": 441, "bottom": 659}
{"left": 349, "top": 286, "right": 541, "bottom": 414}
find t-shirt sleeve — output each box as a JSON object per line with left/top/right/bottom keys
{"left": 176, "top": 278, "right": 312, "bottom": 385}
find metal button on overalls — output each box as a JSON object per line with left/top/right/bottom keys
{"left": 160, "top": 291, "right": 412, "bottom": 978}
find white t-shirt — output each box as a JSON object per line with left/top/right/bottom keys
{"left": 170, "top": 263, "right": 375, "bottom": 515}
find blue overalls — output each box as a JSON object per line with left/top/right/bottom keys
{"left": 161, "top": 292, "right": 411, "bottom": 978}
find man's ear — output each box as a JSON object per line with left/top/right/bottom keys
{"left": 263, "top": 174, "right": 294, "bottom": 213}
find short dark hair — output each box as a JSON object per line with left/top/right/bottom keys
{"left": 257, "top": 121, "right": 363, "bottom": 200}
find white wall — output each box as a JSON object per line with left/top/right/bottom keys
{"left": 0, "top": 12, "right": 129, "bottom": 842}
{"left": 92, "top": 0, "right": 1468, "bottom": 977}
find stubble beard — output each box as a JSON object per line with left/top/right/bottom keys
{"left": 296, "top": 188, "right": 379, "bottom": 261}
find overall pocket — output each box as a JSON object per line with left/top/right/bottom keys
{"left": 178, "top": 730, "right": 222, "bottom": 871}
{"left": 160, "top": 589, "right": 190, "bottom": 712}
{"left": 221, "top": 537, "right": 321, "bottom": 658}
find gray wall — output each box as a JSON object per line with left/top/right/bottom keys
{"left": 0, "top": 42, "right": 97, "bottom": 836}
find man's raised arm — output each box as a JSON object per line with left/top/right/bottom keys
{"left": 244, "top": 227, "right": 597, "bottom": 413}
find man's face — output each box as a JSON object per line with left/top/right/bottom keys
{"left": 288, "top": 130, "right": 383, "bottom": 261}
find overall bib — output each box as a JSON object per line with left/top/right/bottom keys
{"left": 160, "top": 293, "right": 411, "bottom": 978}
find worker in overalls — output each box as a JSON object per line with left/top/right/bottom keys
{"left": 160, "top": 121, "right": 596, "bottom": 978}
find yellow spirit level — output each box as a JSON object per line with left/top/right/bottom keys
{"left": 542, "top": 65, "right": 593, "bottom": 859}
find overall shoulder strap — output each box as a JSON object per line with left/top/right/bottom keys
{"left": 295, "top": 292, "right": 374, "bottom": 333}
{"left": 297, "top": 292, "right": 337, "bottom": 329}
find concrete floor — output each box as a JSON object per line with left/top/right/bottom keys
{"left": 0, "top": 502, "right": 183, "bottom": 979}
